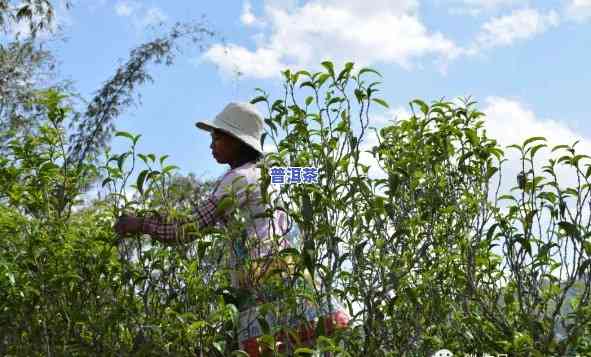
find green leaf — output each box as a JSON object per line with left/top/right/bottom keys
{"left": 198, "top": 241, "right": 211, "bottom": 261}
{"left": 281, "top": 69, "right": 291, "bottom": 82}
{"left": 264, "top": 119, "right": 277, "bottom": 133}
{"left": 372, "top": 98, "right": 389, "bottom": 108}
{"left": 250, "top": 96, "right": 267, "bottom": 104}
{"left": 159, "top": 155, "right": 169, "bottom": 166}
{"left": 162, "top": 165, "right": 179, "bottom": 174}
{"left": 465, "top": 128, "right": 478, "bottom": 146}
{"left": 552, "top": 144, "right": 570, "bottom": 152}
{"left": 358, "top": 67, "right": 382, "bottom": 78}
{"left": 579, "top": 258, "right": 591, "bottom": 277}
{"left": 188, "top": 320, "right": 207, "bottom": 331}
{"left": 212, "top": 341, "right": 224, "bottom": 353}
{"left": 573, "top": 154, "right": 591, "bottom": 165}
{"left": 6, "top": 271, "right": 16, "bottom": 285}
{"left": 315, "top": 311, "right": 326, "bottom": 338}
{"left": 327, "top": 97, "right": 344, "bottom": 106}
{"left": 290, "top": 71, "right": 301, "bottom": 83}
{"left": 486, "top": 223, "right": 499, "bottom": 242}
{"left": 138, "top": 154, "right": 149, "bottom": 164}
{"left": 117, "top": 152, "right": 129, "bottom": 171}
{"left": 295, "top": 70, "right": 312, "bottom": 78}
{"left": 300, "top": 81, "right": 316, "bottom": 90}
{"left": 316, "top": 73, "right": 331, "bottom": 88}
{"left": 530, "top": 143, "right": 546, "bottom": 158}
{"left": 411, "top": 99, "right": 429, "bottom": 115}
{"left": 523, "top": 136, "right": 546, "bottom": 147}
{"left": 257, "top": 317, "right": 271, "bottom": 335}
{"left": 354, "top": 89, "right": 365, "bottom": 103}
{"left": 337, "top": 62, "right": 354, "bottom": 82}
{"left": 302, "top": 193, "right": 313, "bottom": 223}
{"left": 115, "top": 131, "right": 135, "bottom": 141}
{"left": 507, "top": 144, "right": 523, "bottom": 153}
{"left": 16, "top": 6, "right": 32, "bottom": 20}
{"left": 260, "top": 132, "right": 268, "bottom": 151}
{"left": 321, "top": 61, "right": 335, "bottom": 77}
{"left": 557, "top": 155, "right": 571, "bottom": 164}
{"left": 136, "top": 170, "right": 148, "bottom": 194}
{"left": 295, "top": 347, "right": 316, "bottom": 356}
{"left": 215, "top": 196, "right": 235, "bottom": 215}
{"left": 147, "top": 170, "right": 161, "bottom": 181}
{"left": 537, "top": 191, "right": 555, "bottom": 203}
{"left": 254, "top": 87, "right": 267, "bottom": 95}
{"left": 558, "top": 221, "right": 580, "bottom": 239}
{"left": 486, "top": 166, "right": 499, "bottom": 179}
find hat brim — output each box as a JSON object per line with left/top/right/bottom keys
{"left": 195, "top": 121, "right": 238, "bottom": 140}
{"left": 195, "top": 121, "right": 216, "bottom": 132}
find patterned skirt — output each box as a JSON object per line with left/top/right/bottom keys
{"left": 235, "top": 279, "right": 350, "bottom": 356}
{"left": 231, "top": 225, "right": 350, "bottom": 355}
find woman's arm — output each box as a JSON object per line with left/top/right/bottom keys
{"left": 141, "top": 197, "right": 219, "bottom": 244}
{"left": 142, "top": 170, "right": 252, "bottom": 244}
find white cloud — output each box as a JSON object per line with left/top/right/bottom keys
{"left": 474, "top": 8, "right": 560, "bottom": 49}
{"left": 115, "top": 1, "right": 137, "bottom": 16}
{"left": 203, "top": 44, "right": 285, "bottom": 80}
{"left": 241, "top": 1, "right": 265, "bottom": 27}
{"left": 463, "top": 0, "right": 523, "bottom": 7}
{"left": 203, "top": 0, "right": 461, "bottom": 80}
{"left": 371, "top": 106, "right": 411, "bottom": 126}
{"left": 390, "top": 106, "right": 412, "bottom": 122}
{"left": 448, "top": 0, "right": 526, "bottom": 15}
{"left": 565, "top": 0, "right": 591, "bottom": 22}
{"left": 204, "top": 1, "right": 566, "bottom": 79}
{"left": 114, "top": 2, "right": 167, "bottom": 29}
{"left": 140, "top": 7, "right": 168, "bottom": 27}
{"left": 482, "top": 96, "right": 587, "bottom": 151}
{"left": 356, "top": 97, "right": 591, "bottom": 196}
{"left": 240, "top": 2, "right": 256, "bottom": 25}
{"left": 482, "top": 96, "right": 591, "bottom": 192}
{"left": 322, "top": 0, "right": 420, "bottom": 15}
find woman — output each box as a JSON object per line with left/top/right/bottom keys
{"left": 114, "top": 102, "right": 349, "bottom": 356}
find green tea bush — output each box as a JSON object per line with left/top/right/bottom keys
{"left": 1, "top": 62, "right": 590, "bottom": 356}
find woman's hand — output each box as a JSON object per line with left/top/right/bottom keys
{"left": 114, "top": 214, "right": 143, "bottom": 237}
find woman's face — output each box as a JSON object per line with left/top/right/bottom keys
{"left": 210, "top": 129, "right": 242, "bottom": 164}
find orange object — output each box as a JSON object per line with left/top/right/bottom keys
{"left": 241, "top": 310, "right": 350, "bottom": 357}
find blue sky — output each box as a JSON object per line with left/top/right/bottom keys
{"left": 6, "top": 0, "right": 591, "bottom": 191}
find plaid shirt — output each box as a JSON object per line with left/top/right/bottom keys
{"left": 140, "top": 196, "right": 227, "bottom": 244}
{"left": 140, "top": 161, "right": 258, "bottom": 244}
{"left": 140, "top": 161, "right": 293, "bottom": 277}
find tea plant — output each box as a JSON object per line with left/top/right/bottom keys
{"left": 1, "top": 61, "right": 590, "bottom": 356}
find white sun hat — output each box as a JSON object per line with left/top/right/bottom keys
{"left": 195, "top": 102, "right": 264, "bottom": 154}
